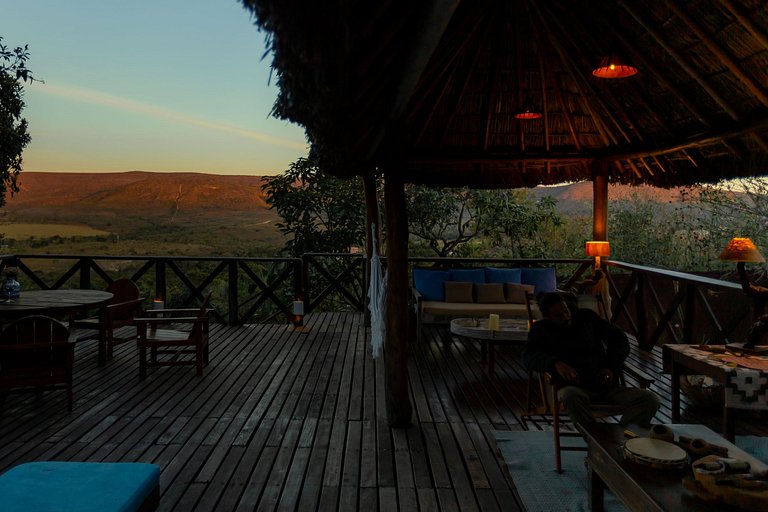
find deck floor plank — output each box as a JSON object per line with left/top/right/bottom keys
{"left": 0, "top": 312, "right": 765, "bottom": 511}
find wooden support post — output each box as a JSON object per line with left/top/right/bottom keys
{"left": 592, "top": 161, "right": 608, "bottom": 241}
{"left": 384, "top": 169, "right": 413, "bottom": 428}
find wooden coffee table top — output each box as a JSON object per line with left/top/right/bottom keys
{"left": 582, "top": 423, "right": 767, "bottom": 511}
{"left": 449, "top": 317, "right": 529, "bottom": 342}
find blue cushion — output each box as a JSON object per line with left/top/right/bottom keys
{"left": 484, "top": 267, "right": 522, "bottom": 284}
{"left": 448, "top": 268, "right": 486, "bottom": 284}
{"left": 0, "top": 461, "right": 160, "bottom": 512}
{"left": 521, "top": 267, "right": 557, "bottom": 294}
{"left": 413, "top": 268, "right": 450, "bottom": 301}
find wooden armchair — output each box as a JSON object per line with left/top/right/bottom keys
{"left": 135, "top": 294, "right": 211, "bottom": 378}
{"left": 0, "top": 315, "right": 74, "bottom": 411}
{"left": 72, "top": 279, "right": 143, "bottom": 365}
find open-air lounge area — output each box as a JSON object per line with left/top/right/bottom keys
{"left": 0, "top": 253, "right": 767, "bottom": 511}
{"left": 4, "top": 0, "right": 768, "bottom": 510}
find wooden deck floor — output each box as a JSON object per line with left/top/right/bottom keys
{"left": 0, "top": 312, "right": 765, "bottom": 511}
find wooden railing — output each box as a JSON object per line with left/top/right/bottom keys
{"left": 0, "top": 254, "right": 751, "bottom": 348}
{"left": 604, "top": 261, "right": 750, "bottom": 350}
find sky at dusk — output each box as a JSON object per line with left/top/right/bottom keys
{"left": 1, "top": 0, "right": 309, "bottom": 176}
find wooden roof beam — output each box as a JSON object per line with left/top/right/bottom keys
{"left": 603, "top": 114, "right": 768, "bottom": 161}
{"left": 668, "top": 2, "right": 768, "bottom": 108}
{"left": 530, "top": 2, "right": 617, "bottom": 146}
{"left": 619, "top": 1, "right": 738, "bottom": 119}
{"left": 721, "top": 0, "right": 768, "bottom": 51}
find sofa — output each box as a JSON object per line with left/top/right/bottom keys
{"left": 412, "top": 266, "right": 557, "bottom": 341}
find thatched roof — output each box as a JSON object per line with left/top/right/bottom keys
{"left": 242, "top": 0, "right": 768, "bottom": 188}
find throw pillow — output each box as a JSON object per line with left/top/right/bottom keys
{"left": 448, "top": 268, "right": 486, "bottom": 284}
{"left": 521, "top": 267, "right": 557, "bottom": 294}
{"left": 413, "top": 268, "right": 450, "bottom": 301}
{"left": 505, "top": 283, "right": 535, "bottom": 304}
{"left": 444, "top": 281, "right": 474, "bottom": 303}
{"left": 484, "top": 267, "right": 522, "bottom": 284}
{"left": 475, "top": 283, "right": 506, "bottom": 304}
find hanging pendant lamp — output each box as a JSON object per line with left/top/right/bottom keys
{"left": 592, "top": 53, "right": 638, "bottom": 78}
{"left": 514, "top": 99, "right": 542, "bottom": 120}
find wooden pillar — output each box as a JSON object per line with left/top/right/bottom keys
{"left": 383, "top": 169, "right": 413, "bottom": 428}
{"left": 592, "top": 160, "right": 609, "bottom": 241}
{"left": 363, "top": 173, "right": 381, "bottom": 326}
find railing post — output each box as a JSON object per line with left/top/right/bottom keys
{"left": 293, "top": 258, "right": 304, "bottom": 326}
{"left": 301, "top": 255, "right": 310, "bottom": 314}
{"left": 228, "top": 260, "right": 238, "bottom": 325}
{"left": 635, "top": 272, "right": 648, "bottom": 349}
{"left": 79, "top": 258, "right": 91, "bottom": 290}
{"left": 155, "top": 259, "right": 166, "bottom": 303}
{"left": 683, "top": 282, "right": 696, "bottom": 343}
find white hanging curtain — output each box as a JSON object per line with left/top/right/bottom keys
{"left": 368, "top": 223, "right": 386, "bottom": 359}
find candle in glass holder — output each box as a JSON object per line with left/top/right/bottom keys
{"left": 488, "top": 313, "right": 500, "bottom": 331}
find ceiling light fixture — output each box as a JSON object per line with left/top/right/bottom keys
{"left": 592, "top": 53, "right": 638, "bottom": 79}
{"left": 514, "top": 99, "right": 542, "bottom": 120}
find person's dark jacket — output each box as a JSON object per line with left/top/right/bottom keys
{"left": 522, "top": 308, "right": 629, "bottom": 392}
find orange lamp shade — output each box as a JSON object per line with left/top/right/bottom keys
{"left": 585, "top": 241, "right": 610, "bottom": 258}
{"left": 718, "top": 237, "right": 766, "bottom": 263}
{"left": 592, "top": 54, "right": 638, "bottom": 79}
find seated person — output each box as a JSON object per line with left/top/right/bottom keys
{"left": 523, "top": 292, "right": 659, "bottom": 430}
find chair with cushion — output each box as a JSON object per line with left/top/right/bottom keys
{"left": 73, "top": 279, "right": 143, "bottom": 365}
{"left": 135, "top": 293, "right": 211, "bottom": 378}
{"left": 0, "top": 315, "right": 74, "bottom": 411}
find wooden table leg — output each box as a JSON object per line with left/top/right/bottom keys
{"left": 671, "top": 362, "right": 680, "bottom": 423}
{"left": 724, "top": 407, "right": 735, "bottom": 442}
{"left": 586, "top": 459, "right": 605, "bottom": 512}
{"left": 480, "top": 340, "right": 487, "bottom": 363}
{"left": 488, "top": 342, "right": 495, "bottom": 375}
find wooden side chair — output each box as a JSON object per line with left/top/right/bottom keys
{"left": 539, "top": 365, "right": 654, "bottom": 472}
{"left": 135, "top": 293, "right": 211, "bottom": 378}
{"left": 73, "top": 279, "right": 144, "bottom": 365}
{"left": 0, "top": 315, "right": 74, "bottom": 411}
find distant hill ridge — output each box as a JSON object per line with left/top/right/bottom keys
{"left": 7, "top": 171, "right": 270, "bottom": 212}
{"left": 5, "top": 172, "right": 694, "bottom": 215}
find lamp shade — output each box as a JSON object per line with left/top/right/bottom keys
{"left": 718, "top": 237, "right": 766, "bottom": 263}
{"left": 592, "top": 53, "right": 638, "bottom": 78}
{"left": 514, "top": 100, "right": 542, "bottom": 120}
{"left": 585, "top": 241, "right": 610, "bottom": 257}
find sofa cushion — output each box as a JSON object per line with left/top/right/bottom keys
{"left": 505, "top": 283, "right": 535, "bottom": 304}
{"left": 521, "top": 267, "right": 557, "bottom": 294}
{"left": 449, "top": 268, "right": 486, "bottom": 284}
{"left": 413, "top": 268, "right": 450, "bottom": 301}
{"left": 445, "top": 281, "right": 474, "bottom": 303}
{"left": 484, "top": 267, "right": 522, "bottom": 284}
{"left": 421, "top": 301, "right": 536, "bottom": 318}
{"left": 475, "top": 283, "right": 506, "bottom": 304}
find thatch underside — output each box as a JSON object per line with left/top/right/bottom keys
{"left": 241, "top": 0, "right": 768, "bottom": 189}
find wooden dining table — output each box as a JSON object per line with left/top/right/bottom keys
{"left": 0, "top": 289, "right": 115, "bottom": 364}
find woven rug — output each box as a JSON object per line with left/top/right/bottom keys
{"left": 494, "top": 430, "right": 768, "bottom": 512}
{"left": 493, "top": 430, "right": 627, "bottom": 512}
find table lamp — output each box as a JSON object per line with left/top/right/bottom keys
{"left": 585, "top": 241, "right": 610, "bottom": 269}
{"left": 719, "top": 237, "right": 768, "bottom": 325}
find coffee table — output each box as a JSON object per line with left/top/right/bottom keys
{"left": 449, "top": 317, "right": 529, "bottom": 374}
{"left": 582, "top": 422, "right": 768, "bottom": 511}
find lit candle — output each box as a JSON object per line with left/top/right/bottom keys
{"left": 488, "top": 314, "right": 500, "bottom": 331}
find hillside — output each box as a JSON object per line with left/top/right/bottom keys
{"left": 7, "top": 172, "right": 270, "bottom": 212}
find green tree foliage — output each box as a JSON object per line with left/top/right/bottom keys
{"left": 405, "top": 187, "right": 480, "bottom": 257}
{"left": 0, "top": 37, "right": 35, "bottom": 208}
{"left": 478, "top": 191, "right": 563, "bottom": 258}
{"left": 261, "top": 155, "right": 366, "bottom": 256}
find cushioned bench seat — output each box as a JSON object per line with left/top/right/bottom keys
{"left": 0, "top": 461, "right": 160, "bottom": 512}
{"left": 421, "top": 300, "right": 535, "bottom": 317}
